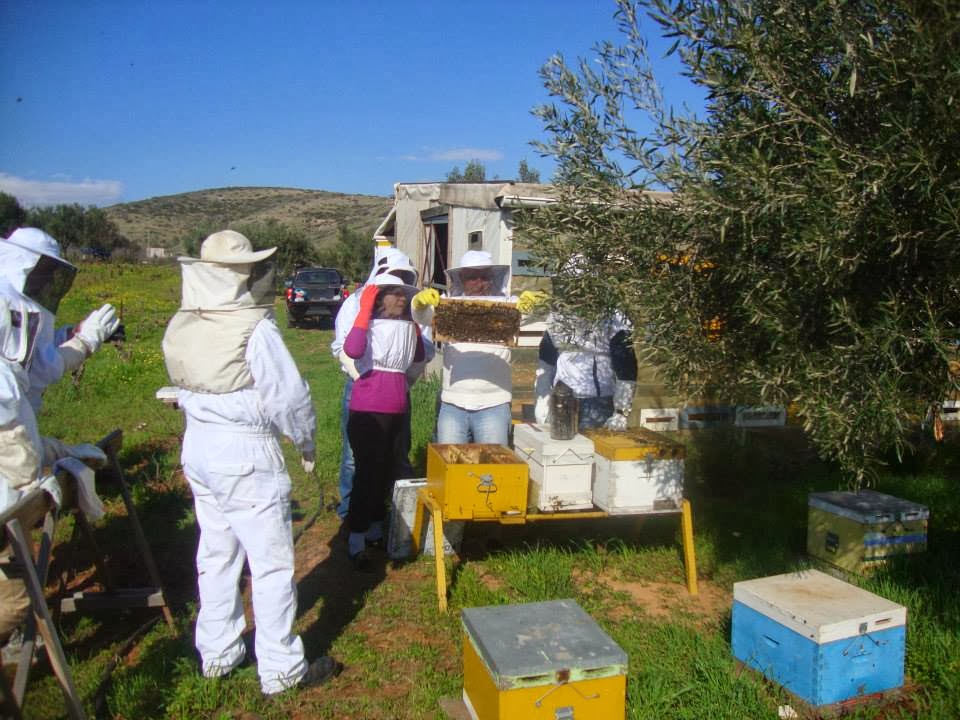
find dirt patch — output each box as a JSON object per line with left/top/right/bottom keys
{"left": 599, "top": 576, "right": 730, "bottom": 626}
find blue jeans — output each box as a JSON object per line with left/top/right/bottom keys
{"left": 436, "top": 401, "right": 512, "bottom": 445}
{"left": 336, "top": 378, "right": 355, "bottom": 519}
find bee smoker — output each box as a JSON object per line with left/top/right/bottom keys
{"left": 549, "top": 381, "right": 578, "bottom": 440}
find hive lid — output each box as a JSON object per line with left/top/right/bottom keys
{"left": 583, "top": 427, "right": 685, "bottom": 461}
{"left": 512, "top": 423, "right": 594, "bottom": 462}
{"left": 808, "top": 489, "right": 929, "bottom": 523}
{"left": 734, "top": 569, "right": 906, "bottom": 644}
{"left": 461, "top": 600, "right": 627, "bottom": 687}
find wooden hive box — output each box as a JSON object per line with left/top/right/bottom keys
{"left": 426, "top": 444, "right": 528, "bottom": 520}
{"left": 462, "top": 599, "right": 627, "bottom": 720}
{"left": 583, "top": 428, "right": 684, "bottom": 513}
{"left": 511, "top": 423, "right": 594, "bottom": 512}
{"left": 732, "top": 569, "right": 906, "bottom": 706}
{"left": 807, "top": 490, "right": 929, "bottom": 573}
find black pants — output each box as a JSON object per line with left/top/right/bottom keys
{"left": 347, "top": 410, "right": 405, "bottom": 534}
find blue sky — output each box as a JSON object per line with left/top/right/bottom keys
{"left": 1, "top": 0, "right": 703, "bottom": 206}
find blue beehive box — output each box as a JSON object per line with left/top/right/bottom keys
{"left": 732, "top": 569, "right": 906, "bottom": 706}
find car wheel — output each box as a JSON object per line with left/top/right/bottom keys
{"left": 287, "top": 315, "right": 298, "bottom": 329}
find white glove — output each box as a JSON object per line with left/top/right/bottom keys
{"left": 603, "top": 411, "right": 629, "bottom": 431}
{"left": 76, "top": 304, "right": 120, "bottom": 354}
{"left": 67, "top": 443, "right": 108, "bottom": 464}
{"left": 533, "top": 360, "right": 555, "bottom": 425}
{"left": 338, "top": 351, "right": 361, "bottom": 381}
{"left": 604, "top": 380, "right": 636, "bottom": 431}
{"left": 41, "top": 437, "right": 108, "bottom": 468}
{"left": 301, "top": 451, "right": 316, "bottom": 474}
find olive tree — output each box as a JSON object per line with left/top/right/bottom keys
{"left": 520, "top": 0, "right": 960, "bottom": 486}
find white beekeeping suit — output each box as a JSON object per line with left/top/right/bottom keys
{"left": 534, "top": 310, "right": 638, "bottom": 431}
{"left": 332, "top": 246, "right": 431, "bottom": 381}
{"left": 0, "top": 290, "right": 107, "bottom": 512}
{"left": 0, "top": 296, "right": 105, "bottom": 641}
{"left": 162, "top": 230, "right": 339, "bottom": 696}
{"left": 0, "top": 295, "right": 39, "bottom": 642}
{"left": 0, "top": 228, "right": 120, "bottom": 412}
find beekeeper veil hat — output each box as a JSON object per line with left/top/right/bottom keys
{"left": 0, "top": 228, "right": 78, "bottom": 315}
{"left": 370, "top": 271, "right": 419, "bottom": 321}
{"left": 366, "top": 246, "right": 418, "bottom": 287}
{"left": 177, "top": 230, "right": 277, "bottom": 310}
{"left": 445, "top": 249, "right": 510, "bottom": 298}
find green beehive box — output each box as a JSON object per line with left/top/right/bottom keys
{"left": 807, "top": 490, "right": 928, "bottom": 573}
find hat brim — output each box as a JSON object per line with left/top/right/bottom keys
{"left": 374, "top": 284, "right": 419, "bottom": 302}
{"left": 2, "top": 234, "right": 78, "bottom": 271}
{"left": 179, "top": 246, "right": 277, "bottom": 265}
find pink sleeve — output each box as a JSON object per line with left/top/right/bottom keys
{"left": 344, "top": 326, "right": 368, "bottom": 359}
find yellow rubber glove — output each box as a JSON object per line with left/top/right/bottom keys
{"left": 411, "top": 288, "right": 441, "bottom": 312}
{"left": 517, "top": 290, "right": 549, "bottom": 315}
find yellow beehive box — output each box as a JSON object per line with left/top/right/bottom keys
{"left": 426, "top": 444, "right": 528, "bottom": 520}
{"left": 462, "top": 600, "right": 627, "bottom": 720}
{"left": 583, "top": 427, "right": 685, "bottom": 461}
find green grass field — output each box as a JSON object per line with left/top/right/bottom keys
{"left": 19, "top": 262, "right": 960, "bottom": 719}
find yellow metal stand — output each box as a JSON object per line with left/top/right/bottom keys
{"left": 681, "top": 499, "right": 699, "bottom": 596}
{"left": 411, "top": 488, "right": 699, "bottom": 612}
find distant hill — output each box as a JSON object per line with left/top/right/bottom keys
{"left": 104, "top": 186, "right": 392, "bottom": 250}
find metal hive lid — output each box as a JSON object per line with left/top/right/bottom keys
{"left": 808, "top": 489, "right": 929, "bottom": 523}
{"left": 461, "top": 600, "right": 627, "bottom": 687}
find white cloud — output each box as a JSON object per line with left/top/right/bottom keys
{"left": 429, "top": 148, "right": 503, "bottom": 162}
{"left": 0, "top": 173, "right": 124, "bottom": 207}
{"left": 399, "top": 147, "right": 505, "bottom": 163}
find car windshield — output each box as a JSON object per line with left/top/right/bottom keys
{"left": 297, "top": 270, "right": 339, "bottom": 284}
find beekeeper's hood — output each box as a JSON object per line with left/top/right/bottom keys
{"left": 177, "top": 230, "right": 277, "bottom": 310}
{"left": 370, "top": 272, "right": 419, "bottom": 321}
{"left": 0, "top": 228, "right": 78, "bottom": 315}
{"left": 445, "top": 250, "right": 510, "bottom": 298}
{"left": 364, "top": 246, "right": 418, "bottom": 287}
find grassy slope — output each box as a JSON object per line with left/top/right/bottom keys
{"left": 103, "top": 186, "right": 392, "bottom": 250}
{"left": 25, "top": 262, "right": 960, "bottom": 720}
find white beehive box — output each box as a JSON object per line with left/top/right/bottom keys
{"left": 592, "top": 455, "right": 683, "bottom": 513}
{"left": 943, "top": 399, "right": 959, "bottom": 422}
{"left": 511, "top": 423, "right": 594, "bottom": 512}
{"left": 638, "top": 407, "right": 680, "bottom": 431}
{"left": 735, "top": 405, "right": 786, "bottom": 427}
{"left": 585, "top": 429, "right": 685, "bottom": 514}
{"left": 679, "top": 404, "right": 734, "bottom": 428}
{"left": 387, "top": 479, "right": 464, "bottom": 559}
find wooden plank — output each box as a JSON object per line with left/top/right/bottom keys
{"left": 60, "top": 589, "right": 167, "bottom": 613}
{"left": 6, "top": 519, "right": 87, "bottom": 720}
